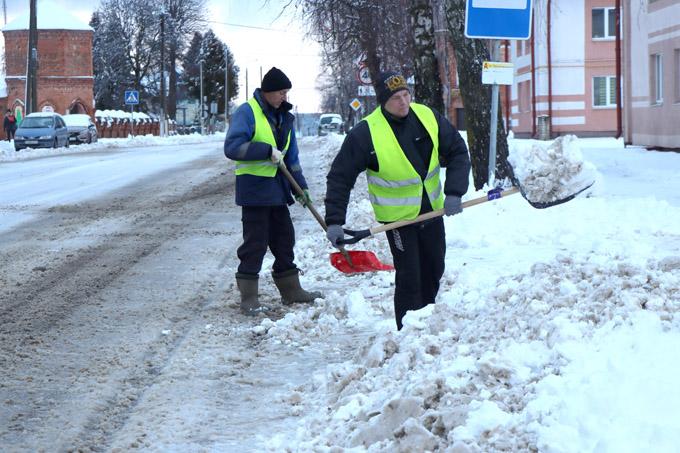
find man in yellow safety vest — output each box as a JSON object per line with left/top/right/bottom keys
{"left": 324, "top": 71, "right": 471, "bottom": 330}
{"left": 225, "top": 67, "right": 322, "bottom": 316}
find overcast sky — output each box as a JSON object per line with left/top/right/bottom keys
{"left": 3, "top": 0, "right": 323, "bottom": 112}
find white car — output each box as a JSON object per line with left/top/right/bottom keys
{"left": 318, "top": 113, "right": 344, "bottom": 136}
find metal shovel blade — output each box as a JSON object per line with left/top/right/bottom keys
{"left": 330, "top": 250, "right": 395, "bottom": 274}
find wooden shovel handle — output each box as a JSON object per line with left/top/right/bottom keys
{"left": 278, "top": 162, "right": 328, "bottom": 230}
{"left": 368, "top": 187, "right": 520, "bottom": 235}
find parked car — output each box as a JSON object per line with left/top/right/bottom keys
{"left": 317, "top": 113, "right": 344, "bottom": 136}
{"left": 14, "top": 112, "right": 70, "bottom": 151}
{"left": 63, "top": 114, "right": 98, "bottom": 144}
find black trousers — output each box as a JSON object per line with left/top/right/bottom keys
{"left": 237, "top": 205, "right": 296, "bottom": 276}
{"left": 386, "top": 217, "right": 446, "bottom": 330}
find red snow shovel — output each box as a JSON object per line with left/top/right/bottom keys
{"left": 277, "top": 163, "right": 388, "bottom": 272}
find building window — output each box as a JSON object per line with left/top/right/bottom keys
{"left": 675, "top": 49, "right": 680, "bottom": 103}
{"left": 592, "top": 7, "right": 616, "bottom": 39}
{"left": 593, "top": 76, "right": 617, "bottom": 108}
{"left": 651, "top": 54, "right": 663, "bottom": 105}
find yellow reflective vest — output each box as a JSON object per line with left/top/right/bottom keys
{"left": 234, "top": 97, "right": 291, "bottom": 177}
{"left": 364, "top": 103, "right": 444, "bottom": 222}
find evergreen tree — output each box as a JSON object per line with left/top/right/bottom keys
{"left": 181, "top": 31, "right": 239, "bottom": 116}
{"left": 90, "top": 11, "right": 135, "bottom": 110}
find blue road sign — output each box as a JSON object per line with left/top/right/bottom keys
{"left": 124, "top": 90, "right": 140, "bottom": 105}
{"left": 465, "top": 0, "right": 533, "bottom": 40}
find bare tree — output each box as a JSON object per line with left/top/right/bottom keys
{"left": 445, "top": 0, "right": 511, "bottom": 190}
{"left": 96, "top": 0, "right": 160, "bottom": 111}
{"left": 297, "top": 0, "right": 414, "bottom": 101}
{"left": 409, "top": 0, "right": 444, "bottom": 111}
{"left": 161, "top": 0, "right": 206, "bottom": 120}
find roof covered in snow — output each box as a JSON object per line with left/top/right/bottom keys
{"left": 2, "top": 1, "right": 93, "bottom": 32}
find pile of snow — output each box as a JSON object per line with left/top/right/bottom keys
{"left": 508, "top": 135, "right": 599, "bottom": 203}
{"left": 266, "top": 254, "right": 680, "bottom": 451}
{"left": 253, "top": 134, "right": 680, "bottom": 451}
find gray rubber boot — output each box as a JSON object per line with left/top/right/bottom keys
{"left": 236, "top": 273, "right": 269, "bottom": 316}
{"left": 272, "top": 269, "right": 323, "bottom": 305}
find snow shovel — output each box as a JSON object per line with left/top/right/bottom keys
{"left": 337, "top": 163, "right": 594, "bottom": 247}
{"left": 337, "top": 186, "right": 521, "bottom": 246}
{"left": 277, "top": 162, "right": 394, "bottom": 273}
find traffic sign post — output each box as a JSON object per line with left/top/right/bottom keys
{"left": 465, "top": 0, "right": 533, "bottom": 188}
{"left": 124, "top": 90, "right": 140, "bottom": 137}
{"left": 465, "top": 0, "right": 533, "bottom": 40}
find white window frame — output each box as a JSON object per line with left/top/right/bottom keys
{"left": 592, "top": 76, "right": 617, "bottom": 108}
{"left": 592, "top": 7, "right": 616, "bottom": 40}
{"left": 652, "top": 53, "right": 663, "bottom": 105}
{"left": 674, "top": 49, "right": 680, "bottom": 104}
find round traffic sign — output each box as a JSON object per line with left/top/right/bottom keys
{"left": 356, "top": 66, "right": 372, "bottom": 86}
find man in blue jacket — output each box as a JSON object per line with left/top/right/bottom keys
{"left": 225, "top": 67, "right": 322, "bottom": 315}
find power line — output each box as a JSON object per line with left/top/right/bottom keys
{"left": 207, "top": 20, "right": 293, "bottom": 33}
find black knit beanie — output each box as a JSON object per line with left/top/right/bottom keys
{"left": 375, "top": 71, "right": 409, "bottom": 105}
{"left": 261, "top": 67, "right": 292, "bottom": 92}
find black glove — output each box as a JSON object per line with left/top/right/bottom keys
{"left": 444, "top": 195, "right": 462, "bottom": 216}
{"left": 326, "top": 224, "right": 344, "bottom": 248}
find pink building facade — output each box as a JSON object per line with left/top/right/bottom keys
{"left": 623, "top": 0, "right": 680, "bottom": 148}
{"left": 509, "top": 0, "right": 620, "bottom": 138}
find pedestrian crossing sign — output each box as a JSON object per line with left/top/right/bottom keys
{"left": 124, "top": 90, "right": 140, "bottom": 105}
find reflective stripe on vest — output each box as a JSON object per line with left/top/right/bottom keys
{"left": 365, "top": 103, "right": 443, "bottom": 222}
{"left": 234, "top": 97, "right": 291, "bottom": 177}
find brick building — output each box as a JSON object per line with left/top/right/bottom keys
{"left": 1, "top": 3, "right": 94, "bottom": 140}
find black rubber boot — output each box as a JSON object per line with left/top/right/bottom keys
{"left": 272, "top": 269, "right": 323, "bottom": 305}
{"left": 236, "top": 273, "right": 270, "bottom": 316}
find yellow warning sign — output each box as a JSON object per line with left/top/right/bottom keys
{"left": 482, "top": 61, "right": 514, "bottom": 85}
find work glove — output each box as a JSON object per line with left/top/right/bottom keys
{"left": 295, "top": 189, "right": 312, "bottom": 207}
{"left": 326, "top": 224, "right": 345, "bottom": 248}
{"left": 270, "top": 148, "right": 283, "bottom": 164}
{"left": 444, "top": 195, "right": 462, "bottom": 216}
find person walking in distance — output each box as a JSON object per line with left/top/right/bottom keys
{"left": 324, "top": 71, "right": 471, "bottom": 330}
{"left": 224, "top": 67, "right": 322, "bottom": 315}
{"left": 3, "top": 109, "right": 17, "bottom": 142}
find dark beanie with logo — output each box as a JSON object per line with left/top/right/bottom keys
{"left": 375, "top": 71, "right": 409, "bottom": 105}
{"left": 261, "top": 67, "right": 292, "bottom": 92}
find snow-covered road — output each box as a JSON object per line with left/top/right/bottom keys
{"left": 1, "top": 135, "right": 679, "bottom": 452}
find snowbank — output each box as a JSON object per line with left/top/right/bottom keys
{"left": 0, "top": 133, "right": 226, "bottom": 163}
{"left": 257, "top": 134, "right": 680, "bottom": 452}
{"left": 508, "top": 134, "right": 599, "bottom": 203}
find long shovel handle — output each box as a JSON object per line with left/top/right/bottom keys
{"left": 277, "top": 162, "right": 355, "bottom": 266}
{"left": 340, "top": 187, "right": 520, "bottom": 245}
{"left": 278, "top": 162, "right": 328, "bottom": 230}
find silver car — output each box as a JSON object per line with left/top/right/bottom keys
{"left": 63, "top": 114, "right": 98, "bottom": 144}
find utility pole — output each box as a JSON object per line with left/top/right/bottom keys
{"left": 160, "top": 13, "right": 166, "bottom": 136}
{"left": 432, "top": 0, "right": 450, "bottom": 121}
{"left": 3, "top": 0, "right": 7, "bottom": 25}
{"left": 224, "top": 49, "right": 229, "bottom": 123}
{"left": 199, "top": 60, "right": 204, "bottom": 135}
{"left": 25, "top": 0, "right": 38, "bottom": 114}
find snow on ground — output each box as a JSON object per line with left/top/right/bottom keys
{"left": 1, "top": 131, "right": 678, "bottom": 451}
{"left": 260, "top": 134, "right": 680, "bottom": 452}
{"left": 0, "top": 132, "right": 225, "bottom": 163}
{"left": 0, "top": 134, "right": 224, "bottom": 233}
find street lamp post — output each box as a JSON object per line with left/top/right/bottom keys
{"left": 159, "top": 13, "right": 167, "bottom": 136}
